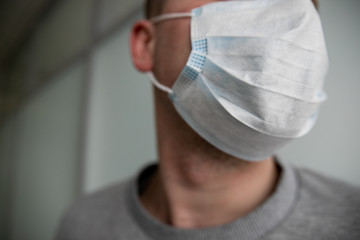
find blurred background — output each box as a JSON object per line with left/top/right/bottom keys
{"left": 0, "top": 0, "right": 359, "bottom": 239}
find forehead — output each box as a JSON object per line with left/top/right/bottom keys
{"left": 163, "top": 0, "right": 226, "bottom": 14}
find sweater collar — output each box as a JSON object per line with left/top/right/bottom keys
{"left": 127, "top": 159, "right": 299, "bottom": 240}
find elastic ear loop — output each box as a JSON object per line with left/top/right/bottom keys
{"left": 150, "top": 12, "right": 193, "bottom": 24}
{"left": 147, "top": 12, "right": 192, "bottom": 94}
{"left": 147, "top": 72, "right": 173, "bottom": 94}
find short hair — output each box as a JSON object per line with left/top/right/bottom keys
{"left": 311, "top": 0, "right": 319, "bottom": 10}
{"left": 145, "top": 0, "right": 167, "bottom": 19}
{"left": 145, "top": 0, "right": 319, "bottom": 19}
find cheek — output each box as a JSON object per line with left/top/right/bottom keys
{"left": 154, "top": 20, "right": 192, "bottom": 87}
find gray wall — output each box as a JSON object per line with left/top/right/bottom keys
{"left": 9, "top": 65, "right": 83, "bottom": 240}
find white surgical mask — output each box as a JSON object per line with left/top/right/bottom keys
{"left": 148, "top": 0, "right": 329, "bottom": 161}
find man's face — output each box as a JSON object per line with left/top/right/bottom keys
{"left": 152, "top": 0, "right": 224, "bottom": 89}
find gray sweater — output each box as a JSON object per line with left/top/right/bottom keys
{"left": 56, "top": 161, "right": 360, "bottom": 240}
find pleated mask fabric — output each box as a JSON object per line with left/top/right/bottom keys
{"left": 148, "top": 0, "right": 329, "bottom": 161}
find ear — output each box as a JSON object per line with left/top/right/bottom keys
{"left": 130, "top": 20, "right": 155, "bottom": 72}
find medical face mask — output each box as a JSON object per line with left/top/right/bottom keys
{"left": 148, "top": 0, "right": 329, "bottom": 161}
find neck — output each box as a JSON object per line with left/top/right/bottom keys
{"left": 140, "top": 91, "right": 280, "bottom": 229}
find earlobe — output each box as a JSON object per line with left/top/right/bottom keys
{"left": 130, "top": 20, "right": 155, "bottom": 72}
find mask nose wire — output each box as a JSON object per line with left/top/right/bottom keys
{"left": 150, "top": 12, "right": 193, "bottom": 24}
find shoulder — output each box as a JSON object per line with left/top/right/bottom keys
{"left": 296, "top": 167, "right": 360, "bottom": 203}
{"left": 292, "top": 167, "right": 360, "bottom": 238}
{"left": 55, "top": 178, "right": 135, "bottom": 240}
{"left": 267, "top": 165, "right": 360, "bottom": 240}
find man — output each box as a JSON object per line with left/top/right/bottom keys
{"left": 56, "top": 0, "right": 360, "bottom": 239}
